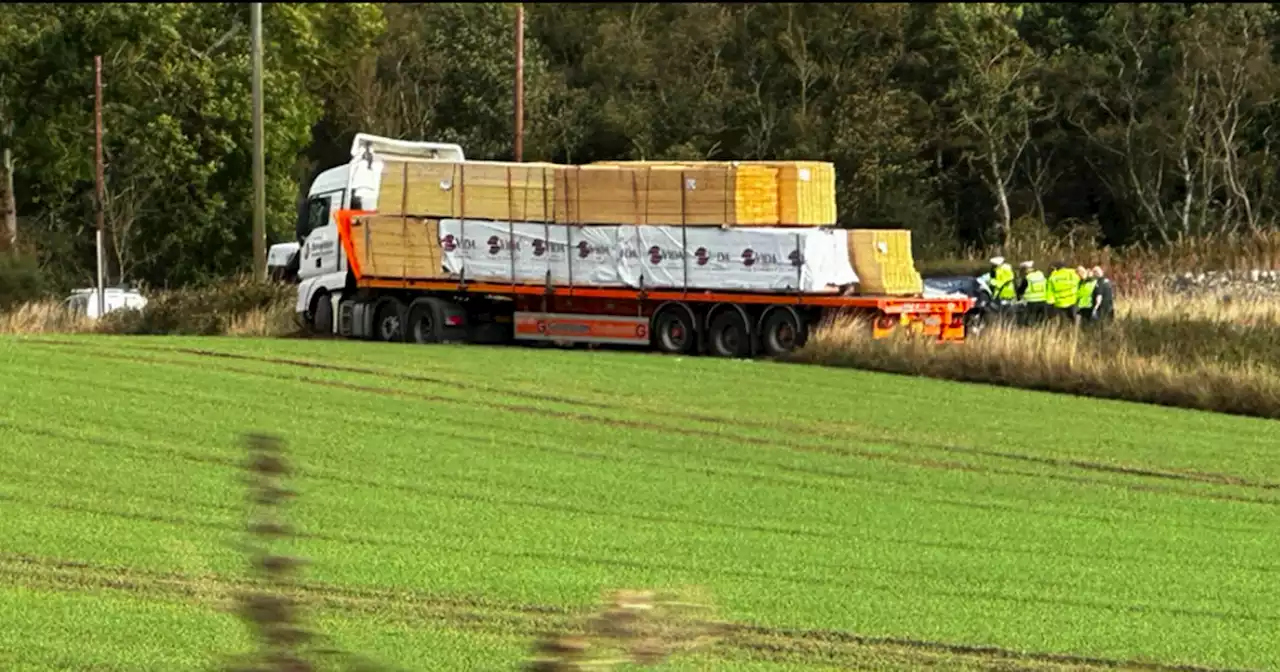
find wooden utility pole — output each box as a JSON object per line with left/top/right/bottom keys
{"left": 1, "top": 149, "right": 15, "bottom": 247}
{"left": 514, "top": 3, "right": 524, "bottom": 162}
{"left": 251, "top": 2, "right": 266, "bottom": 282}
{"left": 94, "top": 55, "right": 106, "bottom": 317}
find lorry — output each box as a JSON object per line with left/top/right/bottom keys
{"left": 267, "top": 133, "right": 974, "bottom": 357}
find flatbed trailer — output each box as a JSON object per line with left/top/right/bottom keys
{"left": 321, "top": 209, "right": 973, "bottom": 357}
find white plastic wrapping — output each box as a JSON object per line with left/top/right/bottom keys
{"left": 438, "top": 219, "right": 857, "bottom": 293}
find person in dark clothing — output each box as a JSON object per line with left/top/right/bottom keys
{"left": 1090, "top": 266, "right": 1115, "bottom": 322}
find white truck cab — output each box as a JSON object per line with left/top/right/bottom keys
{"left": 265, "top": 133, "right": 464, "bottom": 333}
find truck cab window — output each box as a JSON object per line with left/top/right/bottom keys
{"left": 295, "top": 196, "right": 331, "bottom": 241}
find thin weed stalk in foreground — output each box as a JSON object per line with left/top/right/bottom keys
{"left": 228, "top": 433, "right": 315, "bottom": 672}
{"left": 792, "top": 317, "right": 1280, "bottom": 421}
{"left": 225, "top": 434, "right": 399, "bottom": 672}
{"left": 224, "top": 434, "right": 714, "bottom": 672}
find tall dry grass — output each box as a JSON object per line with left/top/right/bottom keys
{"left": 794, "top": 316, "right": 1280, "bottom": 420}
{"left": 0, "top": 275, "right": 301, "bottom": 338}
{"left": 0, "top": 300, "right": 98, "bottom": 335}
{"left": 1118, "top": 288, "right": 1280, "bottom": 325}
{"left": 921, "top": 218, "right": 1280, "bottom": 295}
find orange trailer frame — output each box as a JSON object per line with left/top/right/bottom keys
{"left": 333, "top": 209, "right": 974, "bottom": 345}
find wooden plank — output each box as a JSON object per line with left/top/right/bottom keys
{"left": 352, "top": 215, "right": 449, "bottom": 280}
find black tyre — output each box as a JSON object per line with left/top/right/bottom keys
{"left": 759, "top": 308, "right": 807, "bottom": 357}
{"left": 469, "top": 320, "right": 513, "bottom": 346}
{"left": 708, "top": 309, "right": 751, "bottom": 358}
{"left": 373, "top": 298, "right": 407, "bottom": 342}
{"left": 311, "top": 293, "right": 333, "bottom": 335}
{"left": 405, "top": 299, "right": 442, "bottom": 344}
{"left": 964, "top": 308, "right": 986, "bottom": 338}
{"left": 653, "top": 306, "right": 697, "bottom": 355}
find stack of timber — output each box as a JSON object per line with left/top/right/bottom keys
{"left": 555, "top": 163, "right": 783, "bottom": 227}
{"left": 360, "top": 157, "right": 865, "bottom": 293}
{"left": 375, "top": 158, "right": 838, "bottom": 228}
{"left": 347, "top": 215, "right": 448, "bottom": 281}
{"left": 590, "top": 160, "right": 837, "bottom": 227}
{"left": 377, "top": 160, "right": 559, "bottom": 223}
{"left": 846, "top": 229, "right": 924, "bottom": 296}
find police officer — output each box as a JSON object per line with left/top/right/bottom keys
{"left": 988, "top": 256, "right": 1016, "bottom": 303}
{"left": 1017, "top": 260, "right": 1049, "bottom": 325}
{"left": 1047, "top": 262, "right": 1081, "bottom": 322}
{"left": 1090, "top": 266, "right": 1115, "bottom": 322}
{"left": 1076, "top": 267, "right": 1099, "bottom": 322}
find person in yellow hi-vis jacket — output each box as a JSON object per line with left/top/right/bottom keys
{"left": 991, "top": 257, "right": 1016, "bottom": 302}
{"left": 978, "top": 256, "right": 1017, "bottom": 305}
{"left": 1076, "top": 267, "right": 1100, "bottom": 322}
{"left": 1016, "top": 260, "right": 1050, "bottom": 324}
{"left": 1047, "top": 262, "right": 1081, "bottom": 321}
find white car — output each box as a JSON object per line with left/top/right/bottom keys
{"left": 64, "top": 287, "right": 148, "bottom": 320}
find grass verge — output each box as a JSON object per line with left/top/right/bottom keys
{"left": 795, "top": 316, "right": 1280, "bottom": 420}
{"left": 0, "top": 335, "right": 1276, "bottom": 670}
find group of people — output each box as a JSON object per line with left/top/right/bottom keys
{"left": 978, "top": 256, "right": 1115, "bottom": 324}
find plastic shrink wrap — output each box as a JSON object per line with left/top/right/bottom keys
{"left": 434, "top": 219, "right": 857, "bottom": 293}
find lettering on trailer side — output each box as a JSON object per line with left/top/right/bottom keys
{"left": 646, "top": 246, "right": 688, "bottom": 265}
{"left": 309, "top": 240, "right": 336, "bottom": 255}
{"left": 517, "top": 314, "right": 650, "bottom": 343}
{"left": 439, "top": 234, "right": 477, "bottom": 253}
{"left": 575, "top": 241, "right": 610, "bottom": 259}
{"left": 486, "top": 235, "right": 524, "bottom": 256}
{"left": 741, "top": 248, "right": 781, "bottom": 268}
{"left": 532, "top": 239, "right": 569, "bottom": 257}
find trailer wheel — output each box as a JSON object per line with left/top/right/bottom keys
{"left": 652, "top": 303, "right": 697, "bottom": 355}
{"left": 310, "top": 292, "right": 333, "bottom": 335}
{"left": 405, "top": 299, "right": 443, "bottom": 344}
{"left": 759, "top": 307, "right": 807, "bottom": 357}
{"left": 373, "top": 298, "right": 407, "bottom": 342}
{"left": 708, "top": 308, "right": 751, "bottom": 358}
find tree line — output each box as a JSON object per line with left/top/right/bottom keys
{"left": 1, "top": 2, "right": 1278, "bottom": 291}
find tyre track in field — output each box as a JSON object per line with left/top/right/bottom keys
{"left": 23, "top": 339, "right": 1280, "bottom": 508}
{"left": 10, "top": 351, "right": 1280, "bottom": 573}
{"left": 86, "top": 341, "right": 1280, "bottom": 492}
{"left": 5, "top": 485, "right": 1276, "bottom": 621}
{"left": 105, "top": 350, "right": 1280, "bottom": 507}
{"left": 10, "top": 413, "right": 1148, "bottom": 555}
{"left": 152, "top": 343, "right": 1280, "bottom": 492}
{"left": 8, "top": 462, "right": 1275, "bottom": 581}
{"left": 8, "top": 380, "right": 1272, "bottom": 545}
{"left": 0, "top": 552, "right": 1256, "bottom": 672}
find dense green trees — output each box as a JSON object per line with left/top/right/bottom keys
{"left": 2, "top": 2, "right": 1278, "bottom": 290}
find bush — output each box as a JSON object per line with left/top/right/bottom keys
{"left": 100, "top": 275, "right": 300, "bottom": 337}
{"left": 0, "top": 250, "right": 48, "bottom": 310}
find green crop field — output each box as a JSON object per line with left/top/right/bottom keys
{"left": 0, "top": 335, "right": 1276, "bottom": 671}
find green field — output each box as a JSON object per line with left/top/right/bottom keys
{"left": 0, "top": 335, "right": 1276, "bottom": 671}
